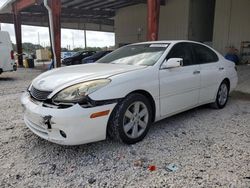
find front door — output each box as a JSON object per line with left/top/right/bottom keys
{"left": 159, "top": 43, "right": 201, "bottom": 116}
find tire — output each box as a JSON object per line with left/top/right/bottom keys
{"left": 74, "top": 61, "right": 80, "bottom": 65}
{"left": 108, "top": 93, "right": 152, "bottom": 144}
{"left": 211, "top": 80, "right": 229, "bottom": 109}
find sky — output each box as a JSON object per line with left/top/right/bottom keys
{"left": 0, "top": 0, "right": 115, "bottom": 49}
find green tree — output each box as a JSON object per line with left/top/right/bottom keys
{"left": 13, "top": 43, "right": 44, "bottom": 54}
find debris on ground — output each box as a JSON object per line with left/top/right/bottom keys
{"left": 134, "top": 159, "right": 143, "bottom": 167}
{"left": 148, "top": 165, "right": 156, "bottom": 171}
{"left": 0, "top": 69, "right": 250, "bottom": 187}
{"left": 88, "top": 177, "right": 96, "bottom": 184}
{"left": 165, "top": 163, "right": 179, "bottom": 172}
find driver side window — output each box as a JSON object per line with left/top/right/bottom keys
{"left": 167, "top": 43, "right": 194, "bottom": 66}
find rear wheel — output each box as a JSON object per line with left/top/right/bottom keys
{"left": 211, "top": 81, "right": 229, "bottom": 109}
{"left": 73, "top": 60, "right": 80, "bottom": 65}
{"left": 108, "top": 93, "right": 152, "bottom": 144}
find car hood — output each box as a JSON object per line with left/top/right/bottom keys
{"left": 63, "top": 57, "right": 74, "bottom": 61}
{"left": 32, "top": 63, "right": 146, "bottom": 91}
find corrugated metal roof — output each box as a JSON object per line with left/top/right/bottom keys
{"left": 0, "top": 0, "right": 147, "bottom": 14}
{"left": 0, "top": 0, "right": 149, "bottom": 27}
{"left": 61, "top": 0, "right": 146, "bottom": 10}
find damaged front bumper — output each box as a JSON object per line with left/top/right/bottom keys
{"left": 21, "top": 92, "right": 117, "bottom": 145}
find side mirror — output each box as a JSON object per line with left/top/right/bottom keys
{"left": 161, "top": 58, "right": 183, "bottom": 69}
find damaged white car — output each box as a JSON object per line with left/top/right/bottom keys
{"left": 21, "top": 41, "right": 238, "bottom": 145}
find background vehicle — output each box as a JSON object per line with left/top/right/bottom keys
{"left": 62, "top": 51, "right": 95, "bottom": 66}
{"left": 0, "top": 31, "right": 16, "bottom": 74}
{"left": 61, "top": 52, "right": 76, "bottom": 59}
{"left": 22, "top": 41, "right": 238, "bottom": 145}
{"left": 82, "top": 50, "right": 112, "bottom": 64}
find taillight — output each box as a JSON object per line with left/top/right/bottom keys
{"left": 11, "top": 50, "right": 14, "bottom": 60}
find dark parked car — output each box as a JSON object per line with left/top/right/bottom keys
{"left": 62, "top": 51, "right": 95, "bottom": 66}
{"left": 81, "top": 50, "right": 112, "bottom": 64}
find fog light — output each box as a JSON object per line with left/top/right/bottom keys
{"left": 60, "top": 130, "right": 67, "bottom": 138}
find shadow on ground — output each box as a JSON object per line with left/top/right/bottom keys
{"left": 0, "top": 76, "right": 16, "bottom": 81}
{"left": 231, "top": 91, "right": 250, "bottom": 101}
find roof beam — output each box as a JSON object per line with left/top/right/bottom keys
{"left": 62, "top": 0, "right": 96, "bottom": 8}
{"left": 78, "top": 0, "right": 121, "bottom": 9}
{"left": 62, "top": 7, "right": 115, "bottom": 17}
{"left": 67, "top": 0, "right": 100, "bottom": 9}
{"left": 12, "top": 0, "right": 40, "bottom": 12}
{"left": 61, "top": 0, "right": 73, "bottom": 6}
{"left": 0, "top": 13, "right": 114, "bottom": 26}
{"left": 102, "top": 1, "right": 142, "bottom": 9}
{"left": 23, "top": 5, "right": 115, "bottom": 17}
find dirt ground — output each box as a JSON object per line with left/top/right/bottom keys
{"left": 0, "top": 68, "right": 249, "bottom": 188}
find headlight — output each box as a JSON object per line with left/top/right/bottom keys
{"left": 52, "top": 79, "right": 111, "bottom": 103}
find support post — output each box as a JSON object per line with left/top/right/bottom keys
{"left": 13, "top": 4, "right": 23, "bottom": 67}
{"left": 48, "top": 0, "right": 61, "bottom": 67}
{"left": 12, "top": 0, "right": 38, "bottom": 67}
{"left": 147, "top": 0, "right": 160, "bottom": 41}
{"left": 84, "top": 29, "right": 87, "bottom": 49}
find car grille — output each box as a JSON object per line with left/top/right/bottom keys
{"left": 30, "top": 86, "right": 52, "bottom": 101}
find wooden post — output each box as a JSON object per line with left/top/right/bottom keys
{"left": 48, "top": 0, "right": 61, "bottom": 67}
{"left": 13, "top": 4, "right": 23, "bottom": 67}
{"left": 147, "top": 0, "right": 160, "bottom": 41}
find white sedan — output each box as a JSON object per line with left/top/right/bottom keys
{"left": 21, "top": 41, "right": 238, "bottom": 145}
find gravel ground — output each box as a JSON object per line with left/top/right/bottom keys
{"left": 0, "top": 68, "right": 250, "bottom": 188}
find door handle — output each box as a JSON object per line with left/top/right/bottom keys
{"left": 193, "top": 70, "right": 200, "bottom": 75}
{"left": 219, "top": 67, "right": 224, "bottom": 71}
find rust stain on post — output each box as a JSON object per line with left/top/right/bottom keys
{"left": 49, "top": 0, "right": 61, "bottom": 67}
{"left": 12, "top": 0, "right": 38, "bottom": 67}
{"left": 12, "top": 4, "right": 23, "bottom": 67}
{"left": 147, "top": 0, "right": 160, "bottom": 41}
{"left": 15, "top": 0, "right": 37, "bottom": 12}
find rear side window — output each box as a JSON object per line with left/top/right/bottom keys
{"left": 167, "top": 43, "right": 195, "bottom": 66}
{"left": 193, "top": 44, "right": 219, "bottom": 64}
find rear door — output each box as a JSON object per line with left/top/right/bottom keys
{"left": 159, "top": 42, "right": 201, "bottom": 116}
{"left": 192, "top": 43, "right": 221, "bottom": 103}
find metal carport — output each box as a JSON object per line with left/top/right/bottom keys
{"left": 0, "top": 0, "right": 162, "bottom": 67}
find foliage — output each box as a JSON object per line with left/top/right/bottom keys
{"left": 13, "top": 43, "right": 44, "bottom": 54}
{"left": 12, "top": 42, "right": 115, "bottom": 54}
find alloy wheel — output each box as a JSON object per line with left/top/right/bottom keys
{"left": 218, "top": 83, "right": 228, "bottom": 106}
{"left": 123, "top": 101, "right": 149, "bottom": 139}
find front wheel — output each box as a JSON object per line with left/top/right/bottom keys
{"left": 108, "top": 93, "right": 152, "bottom": 144}
{"left": 211, "top": 81, "right": 229, "bottom": 109}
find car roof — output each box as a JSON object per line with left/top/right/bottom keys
{"left": 125, "top": 40, "right": 222, "bottom": 58}
{"left": 129, "top": 40, "right": 219, "bottom": 53}
{"left": 84, "top": 51, "right": 107, "bottom": 59}
{"left": 131, "top": 40, "right": 205, "bottom": 46}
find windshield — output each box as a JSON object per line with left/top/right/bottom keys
{"left": 91, "top": 51, "right": 107, "bottom": 58}
{"left": 97, "top": 44, "right": 169, "bottom": 66}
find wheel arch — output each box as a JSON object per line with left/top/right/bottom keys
{"left": 223, "top": 78, "right": 230, "bottom": 91}
{"left": 128, "top": 90, "right": 156, "bottom": 123}
{"left": 106, "top": 89, "right": 156, "bottom": 143}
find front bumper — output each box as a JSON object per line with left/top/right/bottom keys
{"left": 21, "top": 92, "right": 116, "bottom": 145}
